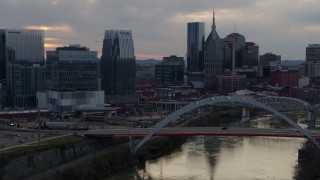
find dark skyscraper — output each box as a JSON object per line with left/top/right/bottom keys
{"left": 242, "top": 42, "right": 259, "bottom": 67}
{"left": 224, "top": 33, "right": 246, "bottom": 69}
{"left": 101, "top": 30, "right": 136, "bottom": 96}
{"left": 204, "top": 11, "right": 223, "bottom": 89}
{"left": 187, "top": 22, "right": 205, "bottom": 88}
{"left": 187, "top": 22, "right": 205, "bottom": 73}
{"left": 0, "top": 29, "right": 44, "bottom": 80}
{"left": 0, "top": 29, "right": 45, "bottom": 108}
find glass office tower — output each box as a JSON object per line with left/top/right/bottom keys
{"left": 187, "top": 22, "right": 205, "bottom": 88}
{"left": 101, "top": 30, "right": 136, "bottom": 95}
{"left": 0, "top": 29, "right": 44, "bottom": 65}
{"left": 0, "top": 29, "right": 45, "bottom": 107}
{"left": 187, "top": 22, "right": 205, "bottom": 73}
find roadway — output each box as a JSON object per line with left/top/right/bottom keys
{"left": 84, "top": 127, "right": 320, "bottom": 139}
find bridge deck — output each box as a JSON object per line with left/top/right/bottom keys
{"left": 84, "top": 127, "right": 320, "bottom": 139}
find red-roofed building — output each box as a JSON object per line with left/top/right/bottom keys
{"left": 269, "top": 70, "right": 299, "bottom": 87}
{"left": 217, "top": 72, "right": 246, "bottom": 94}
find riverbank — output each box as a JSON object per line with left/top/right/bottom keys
{"left": 0, "top": 134, "right": 127, "bottom": 180}
{"left": 37, "top": 136, "right": 186, "bottom": 180}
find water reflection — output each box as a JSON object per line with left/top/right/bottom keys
{"left": 107, "top": 135, "right": 304, "bottom": 180}
{"left": 107, "top": 115, "right": 306, "bottom": 180}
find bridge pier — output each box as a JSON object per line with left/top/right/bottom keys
{"left": 241, "top": 107, "right": 250, "bottom": 122}
{"left": 197, "top": 107, "right": 202, "bottom": 114}
{"left": 307, "top": 110, "right": 315, "bottom": 130}
{"left": 129, "top": 136, "right": 133, "bottom": 151}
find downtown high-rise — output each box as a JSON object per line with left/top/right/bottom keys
{"left": 187, "top": 22, "right": 205, "bottom": 87}
{"left": 100, "top": 30, "right": 137, "bottom": 104}
{"left": 306, "top": 44, "right": 320, "bottom": 77}
{"left": 204, "top": 12, "right": 223, "bottom": 89}
{"left": 46, "top": 44, "right": 99, "bottom": 91}
{"left": 0, "top": 29, "right": 44, "bottom": 80}
{"left": 0, "top": 29, "right": 45, "bottom": 108}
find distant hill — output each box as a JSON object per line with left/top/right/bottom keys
{"left": 136, "top": 59, "right": 161, "bottom": 66}
{"left": 282, "top": 60, "right": 304, "bottom": 67}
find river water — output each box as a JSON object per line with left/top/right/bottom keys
{"left": 107, "top": 116, "right": 306, "bottom": 180}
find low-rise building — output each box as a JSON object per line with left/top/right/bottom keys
{"left": 269, "top": 69, "right": 299, "bottom": 88}
{"left": 37, "top": 91, "right": 105, "bottom": 119}
{"left": 217, "top": 72, "right": 246, "bottom": 94}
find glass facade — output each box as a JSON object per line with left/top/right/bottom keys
{"left": 0, "top": 31, "right": 6, "bottom": 80}
{"left": 0, "top": 29, "right": 44, "bottom": 64}
{"left": 187, "top": 22, "right": 205, "bottom": 72}
{"left": 101, "top": 30, "right": 136, "bottom": 95}
{"left": 6, "top": 63, "right": 46, "bottom": 108}
{"left": 0, "top": 29, "right": 45, "bottom": 108}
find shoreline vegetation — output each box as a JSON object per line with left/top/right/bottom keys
{"left": 39, "top": 136, "right": 186, "bottom": 180}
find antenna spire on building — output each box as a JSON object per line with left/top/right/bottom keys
{"left": 212, "top": 10, "right": 216, "bottom": 30}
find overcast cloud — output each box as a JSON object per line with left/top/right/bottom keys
{"left": 0, "top": 0, "right": 319, "bottom": 60}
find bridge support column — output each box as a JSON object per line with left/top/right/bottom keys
{"left": 241, "top": 107, "right": 250, "bottom": 122}
{"left": 197, "top": 107, "right": 202, "bottom": 114}
{"left": 307, "top": 110, "right": 315, "bottom": 130}
{"left": 129, "top": 136, "right": 133, "bottom": 151}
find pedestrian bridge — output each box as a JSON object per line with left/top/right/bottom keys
{"left": 124, "top": 96, "right": 319, "bottom": 153}
{"left": 83, "top": 96, "right": 318, "bottom": 153}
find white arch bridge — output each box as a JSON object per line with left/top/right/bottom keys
{"left": 132, "top": 96, "right": 319, "bottom": 153}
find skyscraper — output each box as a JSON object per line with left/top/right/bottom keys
{"left": 187, "top": 22, "right": 205, "bottom": 87}
{"left": 6, "top": 63, "right": 46, "bottom": 107}
{"left": 101, "top": 30, "right": 136, "bottom": 103}
{"left": 204, "top": 11, "right": 223, "bottom": 89}
{"left": 224, "top": 33, "right": 246, "bottom": 69}
{"left": 306, "top": 44, "right": 320, "bottom": 77}
{"left": 0, "top": 29, "right": 44, "bottom": 67}
{"left": 0, "top": 29, "right": 45, "bottom": 108}
{"left": 306, "top": 44, "right": 320, "bottom": 63}
{"left": 242, "top": 42, "right": 259, "bottom": 67}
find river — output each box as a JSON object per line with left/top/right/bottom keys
{"left": 107, "top": 116, "right": 306, "bottom": 180}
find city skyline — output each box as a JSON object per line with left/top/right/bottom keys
{"left": 1, "top": 0, "right": 319, "bottom": 60}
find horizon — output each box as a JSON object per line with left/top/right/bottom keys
{"left": 1, "top": 0, "right": 319, "bottom": 60}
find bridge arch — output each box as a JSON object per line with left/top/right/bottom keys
{"left": 132, "top": 96, "right": 319, "bottom": 153}
{"left": 255, "top": 96, "right": 312, "bottom": 111}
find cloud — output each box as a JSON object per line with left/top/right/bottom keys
{"left": 290, "top": 25, "right": 320, "bottom": 33}
{"left": 1, "top": 0, "right": 320, "bottom": 60}
{"left": 171, "top": 11, "right": 213, "bottom": 23}
{"left": 24, "top": 25, "right": 73, "bottom": 32}
{"left": 44, "top": 43, "right": 63, "bottom": 48}
{"left": 45, "top": 37, "right": 61, "bottom": 41}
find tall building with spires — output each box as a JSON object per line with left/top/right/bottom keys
{"left": 101, "top": 30, "right": 135, "bottom": 95}
{"left": 100, "top": 30, "right": 138, "bottom": 104}
{"left": 204, "top": 11, "right": 223, "bottom": 89}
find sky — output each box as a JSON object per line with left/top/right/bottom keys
{"left": 0, "top": 0, "right": 319, "bottom": 60}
